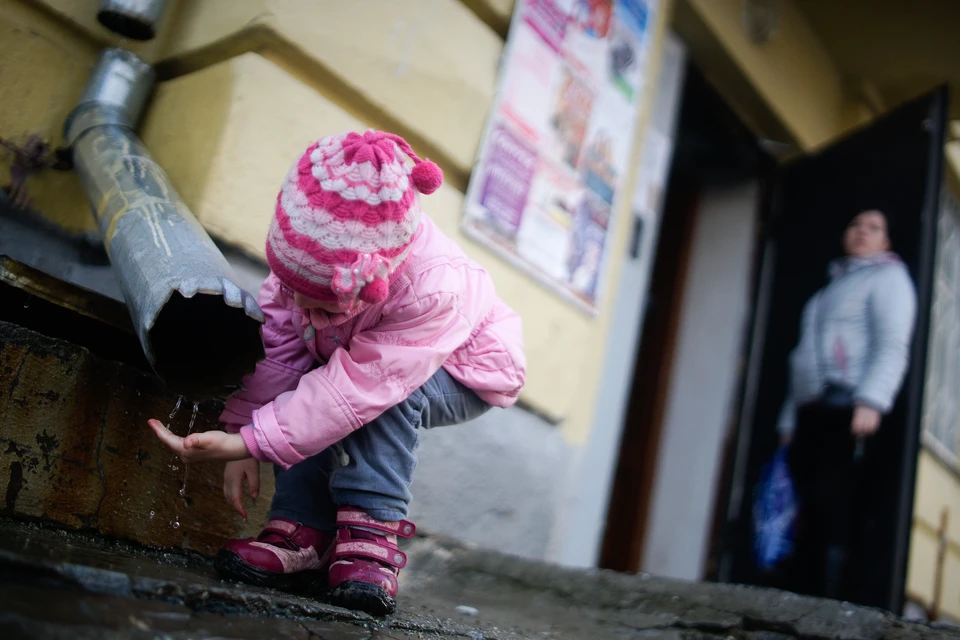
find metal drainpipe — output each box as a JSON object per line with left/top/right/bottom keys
{"left": 64, "top": 48, "right": 265, "bottom": 398}
{"left": 97, "top": 0, "right": 168, "bottom": 41}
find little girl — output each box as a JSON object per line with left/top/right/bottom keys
{"left": 148, "top": 130, "right": 526, "bottom": 616}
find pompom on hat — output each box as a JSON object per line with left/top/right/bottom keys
{"left": 266, "top": 130, "right": 443, "bottom": 308}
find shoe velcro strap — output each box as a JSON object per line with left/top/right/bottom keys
{"left": 260, "top": 519, "right": 299, "bottom": 539}
{"left": 336, "top": 509, "right": 416, "bottom": 538}
{"left": 335, "top": 540, "right": 407, "bottom": 569}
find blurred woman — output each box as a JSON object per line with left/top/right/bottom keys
{"left": 777, "top": 210, "right": 917, "bottom": 599}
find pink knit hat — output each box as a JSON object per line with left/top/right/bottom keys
{"left": 266, "top": 130, "right": 443, "bottom": 308}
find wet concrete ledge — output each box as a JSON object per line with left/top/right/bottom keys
{"left": 1, "top": 518, "right": 959, "bottom": 640}
{"left": 0, "top": 318, "right": 273, "bottom": 554}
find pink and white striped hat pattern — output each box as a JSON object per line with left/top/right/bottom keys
{"left": 266, "top": 130, "right": 443, "bottom": 308}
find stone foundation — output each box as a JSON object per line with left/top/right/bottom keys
{"left": 0, "top": 319, "right": 273, "bottom": 554}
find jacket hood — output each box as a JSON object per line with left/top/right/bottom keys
{"left": 828, "top": 251, "right": 903, "bottom": 281}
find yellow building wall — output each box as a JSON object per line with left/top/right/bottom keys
{"left": 0, "top": 0, "right": 673, "bottom": 439}
{"left": 159, "top": 0, "right": 503, "bottom": 186}
{"left": 906, "top": 142, "right": 960, "bottom": 622}
{"left": 677, "top": 0, "right": 847, "bottom": 150}
{"left": 908, "top": 449, "right": 960, "bottom": 620}
{"left": 0, "top": 0, "right": 186, "bottom": 233}
{"left": 0, "top": 0, "right": 98, "bottom": 232}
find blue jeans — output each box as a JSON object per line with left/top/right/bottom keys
{"left": 268, "top": 368, "right": 491, "bottom": 529}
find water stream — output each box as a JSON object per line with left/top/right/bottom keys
{"left": 179, "top": 402, "right": 199, "bottom": 500}
{"left": 167, "top": 396, "right": 186, "bottom": 530}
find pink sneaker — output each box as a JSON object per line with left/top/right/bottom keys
{"left": 326, "top": 507, "right": 416, "bottom": 616}
{"left": 214, "top": 519, "right": 334, "bottom": 593}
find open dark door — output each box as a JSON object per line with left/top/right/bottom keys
{"left": 718, "top": 87, "right": 948, "bottom": 612}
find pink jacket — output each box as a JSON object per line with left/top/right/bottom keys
{"left": 220, "top": 215, "right": 526, "bottom": 469}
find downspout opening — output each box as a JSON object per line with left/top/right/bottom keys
{"left": 150, "top": 291, "right": 264, "bottom": 394}
{"left": 97, "top": 0, "right": 169, "bottom": 41}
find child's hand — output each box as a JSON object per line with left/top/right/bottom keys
{"left": 224, "top": 459, "right": 260, "bottom": 518}
{"left": 147, "top": 419, "right": 252, "bottom": 462}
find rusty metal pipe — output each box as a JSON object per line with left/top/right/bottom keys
{"left": 65, "top": 49, "right": 264, "bottom": 398}
{"left": 97, "top": 0, "right": 168, "bottom": 41}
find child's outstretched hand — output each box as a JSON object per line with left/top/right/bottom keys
{"left": 147, "top": 419, "right": 252, "bottom": 463}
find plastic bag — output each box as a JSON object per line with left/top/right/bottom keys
{"left": 752, "top": 447, "right": 797, "bottom": 571}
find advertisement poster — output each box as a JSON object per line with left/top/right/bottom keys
{"left": 463, "top": 0, "right": 658, "bottom": 313}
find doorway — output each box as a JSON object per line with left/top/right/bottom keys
{"left": 716, "top": 87, "right": 948, "bottom": 612}
{"left": 599, "top": 65, "right": 771, "bottom": 577}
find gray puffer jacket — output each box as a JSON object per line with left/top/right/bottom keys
{"left": 777, "top": 252, "right": 917, "bottom": 435}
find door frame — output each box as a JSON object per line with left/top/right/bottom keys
{"left": 599, "top": 61, "right": 768, "bottom": 572}
{"left": 713, "top": 87, "right": 949, "bottom": 612}
{"left": 558, "top": 32, "right": 688, "bottom": 569}
{"left": 598, "top": 174, "right": 703, "bottom": 571}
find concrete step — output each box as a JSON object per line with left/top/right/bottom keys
{"left": 1, "top": 518, "right": 958, "bottom": 640}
